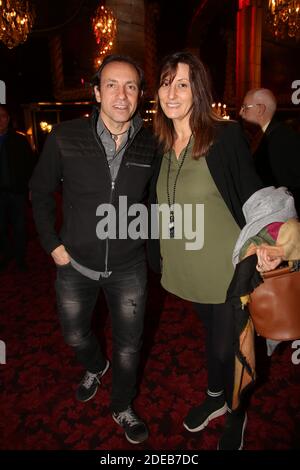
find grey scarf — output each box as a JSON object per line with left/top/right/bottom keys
{"left": 232, "top": 186, "right": 297, "bottom": 266}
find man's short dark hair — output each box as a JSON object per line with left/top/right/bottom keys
{"left": 91, "top": 54, "right": 146, "bottom": 92}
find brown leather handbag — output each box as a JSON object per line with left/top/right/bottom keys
{"left": 248, "top": 265, "right": 300, "bottom": 340}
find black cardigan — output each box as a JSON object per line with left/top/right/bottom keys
{"left": 148, "top": 121, "right": 264, "bottom": 273}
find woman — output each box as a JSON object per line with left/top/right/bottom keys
{"left": 152, "top": 52, "right": 287, "bottom": 450}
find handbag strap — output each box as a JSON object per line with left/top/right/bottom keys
{"left": 262, "top": 266, "right": 293, "bottom": 279}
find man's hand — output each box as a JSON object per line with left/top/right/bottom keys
{"left": 51, "top": 245, "right": 70, "bottom": 266}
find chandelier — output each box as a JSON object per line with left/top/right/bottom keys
{"left": 92, "top": 4, "right": 117, "bottom": 68}
{"left": 268, "top": 1, "right": 300, "bottom": 40}
{"left": 0, "top": 0, "right": 35, "bottom": 49}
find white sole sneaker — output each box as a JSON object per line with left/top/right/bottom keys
{"left": 100, "top": 359, "right": 110, "bottom": 378}
{"left": 76, "top": 359, "right": 110, "bottom": 403}
{"left": 183, "top": 403, "right": 228, "bottom": 432}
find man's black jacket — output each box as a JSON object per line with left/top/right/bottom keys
{"left": 30, "top": 110, "right": 160, "bottom": 272}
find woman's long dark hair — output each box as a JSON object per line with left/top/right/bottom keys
{"left": 154, "top": 51, "right": 222, "bottom": 159}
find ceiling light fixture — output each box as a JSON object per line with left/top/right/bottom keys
{"left": 92, "top": 4, "right": 117, "bottom": 68}
{"left": 0, "top": 0, "right": 35, "bottom": 48}
{"left": 268, "top": 0, "right": 300, "bottom": 40}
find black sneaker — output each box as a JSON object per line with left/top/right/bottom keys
{"left": 76, "top": 360, "right": 109, "bottom": 402}
{"left": 218, "top": 410, "right": 247, "bottom": 450}
{"left": 112, "top": 406, "right": 149, "bottom": 444}
{"left": 183, "top": 393, "right": 227, "bottom": 432}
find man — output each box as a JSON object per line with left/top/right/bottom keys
{"left": 30, "top": 55, "right": 159, "bottom": 444}
{"left": 240, "top": 88, "right": 300, "bottom": 213}
{"left": 0, "top": 104, "right": 35, "bottom": 271}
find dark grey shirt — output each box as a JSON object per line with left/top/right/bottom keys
{"left": 96, "top": 116, "right": 133, "bottom": 182}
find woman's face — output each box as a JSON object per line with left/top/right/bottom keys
{"left": 158, "top": 62, "right": 193, "bottom": 123}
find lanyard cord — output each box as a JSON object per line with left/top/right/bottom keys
{"left": 166, "top": 135, "right": 192, "bottom": 237}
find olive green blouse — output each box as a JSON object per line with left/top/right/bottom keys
{"left": 156, "top": 142, "right": 241, "bottom": 304}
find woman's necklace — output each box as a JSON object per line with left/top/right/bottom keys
{"left": 167, "top": 135, "right": 192, "bottom": 238}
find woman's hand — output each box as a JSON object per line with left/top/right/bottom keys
{"left": 256, "top": 244, "right": 284, "bottom": 272}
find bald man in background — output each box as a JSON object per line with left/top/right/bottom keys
{"left": 240, "top": 88, "right": 300, "bottom": 213}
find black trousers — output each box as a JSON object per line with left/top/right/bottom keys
{"left": 193, "top": 302, "right": 235, "bottom": 407}
{"left": 55, "top": 261, "right": 147, "bottom": 413}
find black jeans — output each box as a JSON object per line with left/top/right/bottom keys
{"left": 55, "top": 261, "right": 147, "bottom": 412}
{"left": 0, "top": 191, "right": 26, "bottom": 262}
{"left": 193, "top": 302, "right": 235, "bottom": 408}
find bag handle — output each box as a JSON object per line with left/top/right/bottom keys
{"left": 262, "top": 266, "right": 293, "bottom": 279}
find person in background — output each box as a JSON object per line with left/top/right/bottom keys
{"left": 151, "top": 52, "right": 288, "bottom": 450}
{"left": 240, "top": 88, "right": 300, "bottom": 214}
{"left": 30, "top": 55, "right": 160, "bottom": 445}
{"left": 0, "top": 104, "right": 35, "bottom": 271}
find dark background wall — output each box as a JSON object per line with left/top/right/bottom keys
{"left": 1, "top": 0, "right": 299, "bottom": 125}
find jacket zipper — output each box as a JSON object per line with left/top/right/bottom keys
{"left": 92, "top": 124, "right": 140, "bottom": 276}
{"left": 102, "top": 179, "right": 116, "bottom": 277}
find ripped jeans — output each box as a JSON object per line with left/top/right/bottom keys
{"left": 55, "top": 261, "right": 147, "bottom": 412}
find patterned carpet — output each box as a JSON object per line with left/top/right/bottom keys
{"left": 0, "top": 209, "right": 300, "bottom": 452}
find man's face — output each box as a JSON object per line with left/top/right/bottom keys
{"left": 239, "top": 94, "right": 260, "bottom": 124}
{"left": 94, "top": 61, "right": 140, "bottom": 129}
{"left": 0, "top": 107, "right": 10, "bottom": 134}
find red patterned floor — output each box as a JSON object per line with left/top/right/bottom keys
{"left": 0, "top": 211, "right": 299, "bottom": 451}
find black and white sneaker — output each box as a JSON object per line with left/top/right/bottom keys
{"left": 76, "top": 360, "right": 110, "bottom": 402}
{"left": 112, "top": 406, "right": 149, "bottom": 444}
{"left": 218, "top": 410, "right": 247, "bottom": 450}
{"left": 183, "top": 392, "right": 227, "bottom": 432}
